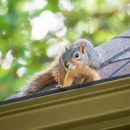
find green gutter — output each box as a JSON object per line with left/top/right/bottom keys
{"left": 0, "top": 77, "right": 130, "bottom": 130}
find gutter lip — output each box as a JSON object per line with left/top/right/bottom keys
{"left": 0, "top": 73, "right": 130, "bottom": 106}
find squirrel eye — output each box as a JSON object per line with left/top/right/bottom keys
{"left": 74, "top": 52, "right": 80, "bottom": 59}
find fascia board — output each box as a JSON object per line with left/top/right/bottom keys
{"left": 0, "top": 77, "right": 130, "bottom": 130}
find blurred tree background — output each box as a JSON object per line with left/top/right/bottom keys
{"left": 0, "top": 0, "right": 130, "bottom": 100}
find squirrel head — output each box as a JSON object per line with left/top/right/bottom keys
{"left": 62, "top": 42, "right": 88, "bottom": 70}
{"left": 62, "top": 39, "right": 101, "bottom": 70}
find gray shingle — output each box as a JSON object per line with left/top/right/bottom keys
{"left": 96, "top": 30, "right": 130, "bottom": 78}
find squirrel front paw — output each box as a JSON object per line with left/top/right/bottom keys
{"left": 56, "top": 84, "right": 63, "bottom": 88}
{"left": 56, "top": 84, "right": 67, "bottom": 88}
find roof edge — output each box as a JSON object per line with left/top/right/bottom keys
{"left": 0, "top": 77, "right": 130, "bottom": 129}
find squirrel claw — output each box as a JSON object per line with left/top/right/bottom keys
{"left": 56, "top": 84, "right": 63, "bottom": 88}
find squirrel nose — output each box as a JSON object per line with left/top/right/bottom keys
{"left": 65, "top": 62, "right": 69, "bottom": 68}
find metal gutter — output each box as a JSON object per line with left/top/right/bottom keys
{"left": 0, "top": 76, "right": 130, "bottom": 130}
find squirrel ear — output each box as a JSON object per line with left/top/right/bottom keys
{"left": 62, "top": 46, "right": 68, "bottom": 52}
{"left": 79, "top": 42, "right": 85, "bottom": 54}
{"left": 65, "top": 46, "right": 68, "bottom": 51}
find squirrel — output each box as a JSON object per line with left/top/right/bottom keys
{"left": 8, "top": 39, "right": 101, "bottom": 98}
{"left": 57, "top": 39, "right": 101, "bottom": 87}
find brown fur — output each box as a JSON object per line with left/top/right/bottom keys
{"left": 24, "top": 57, "right": 59, "bottom": 94}
{"left": 63, "top": 64, "right": 99, "bottom": 87}
{"left": 18, "top": 40, "right": 100, "bottom": 95}
{"left": 57, "top": 42, "right": 100, "bottom": 88}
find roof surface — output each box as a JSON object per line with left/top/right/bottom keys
{"left": 97, "top": 30, "right": 130, "bottom": 78}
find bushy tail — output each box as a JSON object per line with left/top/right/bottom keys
{"left": 25, "top": 65, "right": 58, "bottom": 93}
{"left": 7, "top": 61, "right": 58, "bottom": 100}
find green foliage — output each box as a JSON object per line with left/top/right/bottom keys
{"left": 0, "top": 0, "right": 130, "bottom": 100}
